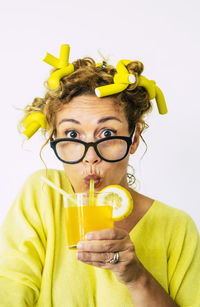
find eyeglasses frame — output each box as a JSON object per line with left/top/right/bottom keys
{"left": 50, "top": 126, "right": 136, "bottom": 164}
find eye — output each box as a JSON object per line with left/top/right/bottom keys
{"left": 101, "top": 129, "right": 117, "bottom": 138}
{"left": 65, "top": 130, "right": 78, "bottom": 139}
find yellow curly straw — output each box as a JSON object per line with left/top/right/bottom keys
{"left": 43, "top": 44, "right": 74, "bottom": 89}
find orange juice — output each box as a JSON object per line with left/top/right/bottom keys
{"left": 65, "top": 205, "right": 113, "bottom": 248}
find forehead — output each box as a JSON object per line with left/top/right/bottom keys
{"left": 55, "top": 95, "right": 127, "bottom": 125}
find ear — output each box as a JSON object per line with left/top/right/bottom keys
{"left": 130, "top": 125, "right": 141, "bottom": 154}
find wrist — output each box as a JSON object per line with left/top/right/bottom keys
{"left": 126, "top": 263, "right": 150, "bottom": 292}
{"left": 125, "top": 265, "right": 179, "bottom": 307}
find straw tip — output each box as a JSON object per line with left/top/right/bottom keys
{"left": 89, "top": 178, "right": 95, "bottom": 192}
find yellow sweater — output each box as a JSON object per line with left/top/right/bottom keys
{"left": 0, "top": 169, "right": 200, "bottom": 307}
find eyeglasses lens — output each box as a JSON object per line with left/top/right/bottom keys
{"left": 55, "top": 139, "right": 128, "bottom": 163}
{"left": 56, "top": 141, "right": 85, "bottom": 163}
{"left": 97, "top": 139, "right": 127, "bottom": 161}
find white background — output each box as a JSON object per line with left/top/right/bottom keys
{"left": 0, "top": 0, "right": 199, "bottom": 230}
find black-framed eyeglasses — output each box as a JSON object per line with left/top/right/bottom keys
{"left": 50, "top": 127, "right": 135, "bottom": 164}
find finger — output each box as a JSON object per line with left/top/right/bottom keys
{"left": 85, "top": 227, "right": 128, "bottom": 241}
{"left": 79, "top": 261, "right": 110, "bottom": 269}
{"left": 77, "top": 238, "right": 132, "bottom": 253}
{"left": 77, "top": 250, "right": 127, "bottom": 263}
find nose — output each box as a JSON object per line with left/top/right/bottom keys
{"left": 83, "top": 145, "right": 101, "bottom": 164}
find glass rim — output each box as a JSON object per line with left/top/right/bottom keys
{"left": 64, "top": 191, "right": 118, "bottom": 196}
{"left": 63, "top": 191, "right": 119, "bottom": 208}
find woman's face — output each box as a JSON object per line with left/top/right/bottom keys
{"left": 55, "top": 95, "right": 139, "bottom": 193}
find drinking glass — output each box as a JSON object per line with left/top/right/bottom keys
{"left": 64, "top": 192, "right": 115, "bottom": 249}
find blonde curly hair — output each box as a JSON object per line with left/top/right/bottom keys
{"left": 19, "top": 57, "right": 152, "bottom": 144}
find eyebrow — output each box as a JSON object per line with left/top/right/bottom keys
{"left": 58, "top": 116, "right": 122, "bottom": 126}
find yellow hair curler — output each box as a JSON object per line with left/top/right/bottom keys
{"left": 43, "top": 44, "right": 74, "bottom": 89}
{"left": 137, "top": 76, "right": 168, "bottom": 114}
{"left": 43, "top": 45, "right": 167, "bottom": 114}
{"left": 95, "top": 59, "right": 135, "bottom": 97}
{"left": 47, "top": 64, "right": 74, "bottom": 89}
{"left": 95, "top": 83, "right": 128, "bottom": 97}
{"left": 96, "top": 62, "right": 104, "bottom": 67}
{"left": 95, "top": 60, "right": 168, "bottom": 115}
{"left": 155, "top": 86, "right": 168, "bottom": 115}
{"left": 22, "top": 112, "right": 47, "bottom": 139}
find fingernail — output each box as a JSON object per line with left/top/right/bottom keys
{"left": 85, "top": 233, "right": 92, "bottom": 240}
{"left": 76, "top": 252, "right": 83, "bottom": 260}
{"left": 77, "top": 242, "right": 83, "bottom": 249}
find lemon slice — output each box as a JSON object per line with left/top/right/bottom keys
{"left": 96, "top": 185, "right": 133, "bottom": 221}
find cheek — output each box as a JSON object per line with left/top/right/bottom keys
{"left": 107, "top": 159, "right": 129, "bottom": 179}
{"left": 63, "top": 164, "right": 79, "bottom": 177}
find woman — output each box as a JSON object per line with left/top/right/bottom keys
{"left": 0, "top": 45, "right": 199, "bottom": 306}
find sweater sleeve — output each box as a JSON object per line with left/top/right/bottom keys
{"left": 167, "top": 211, "right": 200, "bottom": 306}
{"left": 0, "top": 172, "right": 47, "bottom": 306}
